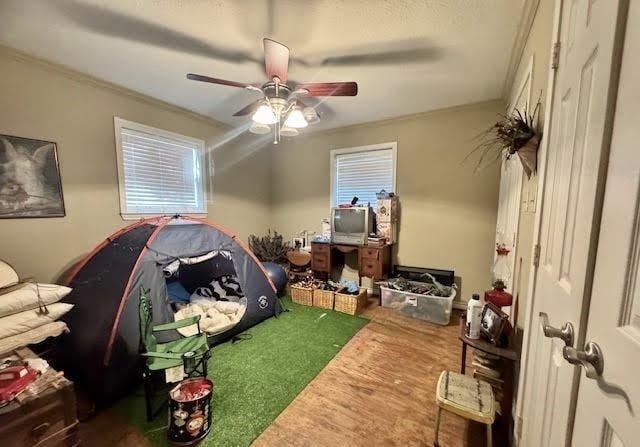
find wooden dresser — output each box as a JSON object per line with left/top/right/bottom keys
{"left": 0, "top": 348, "right": 79, "bottom": 447}
{"left": 310, "top": 242, "right": 392, "bottom": 283}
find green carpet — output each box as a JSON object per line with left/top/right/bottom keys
{"left": 117, "top": 298, "right": 368, "bottom": 446}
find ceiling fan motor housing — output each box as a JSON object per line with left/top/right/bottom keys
{"left": 262, "top": 81, "right": 291, "bottom": 100}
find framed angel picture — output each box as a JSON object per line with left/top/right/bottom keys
{"left": 0, "top": 134, "right": 65, "bottom": 218}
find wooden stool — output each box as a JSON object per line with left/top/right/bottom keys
{"left": 434, "top": 370, "right": 495, "bottom": 447}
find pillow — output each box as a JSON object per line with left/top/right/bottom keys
{"left": 219, "top": 276, "right": 243, "bottom": 296}
{"left": 0, "top": 303, "right": 73, "bottom": 339}
{"left": 0, "top": 321, "right": 68, "bottom": 355}
{"left": 0, "top": 283, "right": 72, "bottom": 318}
{"left": 166, "top": 281, "right": 191, "bottom": 303}
{"left": 210, "top": 276, "right": 243, "bottom": 300}
{"left": 190, "top": 286, "right": 217, "bottom": 301}
{"left": 0, "top": 260, "right": 19, "bottom": 289}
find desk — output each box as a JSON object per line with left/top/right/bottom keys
{"left": 310, "top": 242, "right": 392, "bottom": 284}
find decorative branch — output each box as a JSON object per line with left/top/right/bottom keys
{"left": 248, "top": 229, "right": 291, "bottom": 264}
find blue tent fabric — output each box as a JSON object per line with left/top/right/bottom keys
{"left": 60, "top": 217, "right": 280, "bottom": 404}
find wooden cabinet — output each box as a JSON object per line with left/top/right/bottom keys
{"left": 0, "top": 349, "right": 79, "bottom": 447}
{"left": 310, "top": 242, "right": 392, "bottom": 282}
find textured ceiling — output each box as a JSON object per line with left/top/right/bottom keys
{"left": 0, "top": 0, "right": 523, "bottom": 130}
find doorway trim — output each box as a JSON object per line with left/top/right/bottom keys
{"left": 513, "top": 0, "right": 563, "bottom": 442}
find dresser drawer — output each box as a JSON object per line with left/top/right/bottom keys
{"left": 311, "top": 253, "right": 330, "bottom": 272}
{"left": 360, "top": 247, "right": 380, "bottom": 260}
{"left": 0, "top": 398, "right": 77, "bottom": 447}
{"left": 311, "top": 243, "right": 330, "bottom": 254}
{"left": 360, "top": 259, "right": 379, "bottom": 278}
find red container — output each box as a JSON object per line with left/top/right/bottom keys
{"left": 485, "top": 281, "right": 513, "bottom": 308}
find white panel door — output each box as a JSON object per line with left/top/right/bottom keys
{"left": 521, "top": 0, "right": 625, "bottom": 445}
{"left": 572, "top": 1, "right": 640, "bottom": 444}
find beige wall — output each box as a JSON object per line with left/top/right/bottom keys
{"left": 271, "top": 101, "right": 503, "bottom": 304}
{"left": 0, "top": 49, "right": 271, "bottom": 282}
{"left": 509, "top": 0, "right": 555, "bottom": 329}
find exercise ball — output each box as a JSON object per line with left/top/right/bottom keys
{"left": 262, "top": 262, "right": 288, "bottom": 297}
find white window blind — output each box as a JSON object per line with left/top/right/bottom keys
{"left": 114, "top": 118, "right": 206, "bottom": 218}
{"left": 332, "top": 145, "right": 396, "bottom": 208}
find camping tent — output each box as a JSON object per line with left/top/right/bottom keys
{"left": 59, "top": 216, "right": 280, "bottom": 403}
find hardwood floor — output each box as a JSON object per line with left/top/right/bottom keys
{"left": 80, "top": 301, "right": 486, "bottom": 446}
{"left": 253, "top": 302, "right": 485, "bottom": 447}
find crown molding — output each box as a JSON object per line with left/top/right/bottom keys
{"left": 0, "top": 44, "right": 230, "bottom": 131}
{"left": 300, "top": 98, "right": 505, "bottom": 138}
{"left": 502, "top": 0, "right": 541, "bottom": 100}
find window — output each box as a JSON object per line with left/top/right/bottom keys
{"left": 330, "top": 143, "right": 397, "bottom": 209}
{"left": 114, "top": 117, "right": 206, "bottom": 218}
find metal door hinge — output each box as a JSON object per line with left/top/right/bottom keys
{"left": 516, "top": 416, "right": 523, "bottom": 439}
{"left": 552, "top": 41, "right": 561, "bottom": 70}
{"left": 533, "top": 244, "right": 541, "bottom": 267}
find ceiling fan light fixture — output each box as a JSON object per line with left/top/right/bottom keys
{"left": 252, "top": 103, "right": 277, "bottom": 125}
{"left": 303, "top": 106, "right": 320, "bottom": 124}
{"left": 280, "top": 126, "right": 299, "bottom": 137}
{"left": 284, "top": 108, "right": 308, "bottom": 129}
{"left": 249, "top": 122, "right": 271, "bottom": 134}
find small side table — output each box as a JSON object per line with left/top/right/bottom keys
{"left": 458, "top": 314, "right": 518, "bottom": 446}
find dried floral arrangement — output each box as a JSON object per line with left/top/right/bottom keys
{"left": 466, "top": 102, "right": 541, "bottom": 177}
{"left": 248, "top": 230, "right": 290, "bottom": 264}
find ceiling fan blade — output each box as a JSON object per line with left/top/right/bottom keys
{"left": 186, "top": 73, "right": 250, "bottom": 89}
{"left": 320, "top": 47, "right": 440, "bottom": 66}
{"left": 233, "top": 100, "right": 262, "bottom": 117}
{"left": 55, "top": 2, "right": 260, "bottom": 65}
{"left": 263, "top": 38, "right": 289, "bottom": 82}
{"left": 295, "top": 82, "right": 358, "bottom": 97}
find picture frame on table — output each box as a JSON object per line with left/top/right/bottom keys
{"left": 480, "top": 302, "right": 510, "bottom": 345}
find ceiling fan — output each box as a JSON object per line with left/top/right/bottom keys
{"left": 187, "top": 38, "right": 358, "bottom": 144}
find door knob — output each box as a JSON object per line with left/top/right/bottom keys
{"left": 562, "top": 341, "right": 604, "bottom": 379}
{"left": 539, "top": 312, "right": 574, "bottom": 346}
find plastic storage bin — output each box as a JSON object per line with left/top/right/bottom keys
{"left": 380, "top": 281, "right": 456, "bottom": 325}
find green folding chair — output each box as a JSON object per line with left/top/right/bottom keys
{"left": 139, "top": 287, "right": 211, "bottom": 421}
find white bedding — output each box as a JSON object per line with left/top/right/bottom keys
{"left": 174, "top": 298, "right": 247, "bottom": 337}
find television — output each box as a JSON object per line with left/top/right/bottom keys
{"left": 331, "top": 206, "right": 374, "bottom": 245}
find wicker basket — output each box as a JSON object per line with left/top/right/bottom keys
{"left": 290, "top": 284, "right": 314, "bottom": 306}
{"left": 334, "top": 287, "right": 368, "bottom": 315}
{"left": 313, "top": 287, "right": 344, "bottom": 310}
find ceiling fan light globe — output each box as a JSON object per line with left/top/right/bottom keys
{"left": 284, "top": 109, "right": 308, "bottom": 128}
{"left": 252, "top": 104, "right": 277, "bottom": 125}
{"left": 280, "top": 127, "right": 299, "bottom": 137}
{"left": 249, "top": 122, "right": 271, "bottom": 134}
{"left": 303, "top": 106, "right": 320, "bottom": 124}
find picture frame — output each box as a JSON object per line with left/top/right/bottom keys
{"left": 0, "top": 134, "right": 65, "bottom": 218}
{"left": 480, "top": 302, "right": 510, "bottom": 345}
